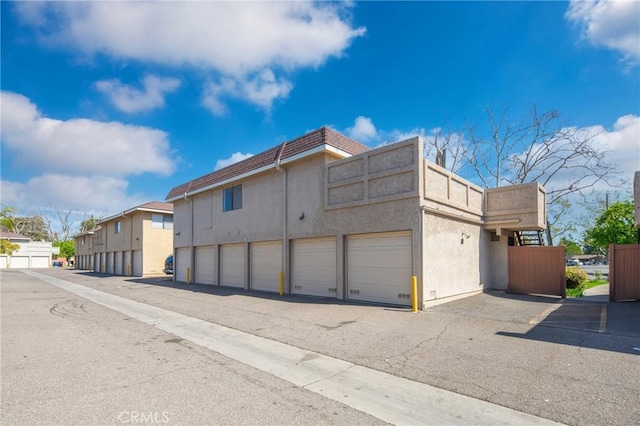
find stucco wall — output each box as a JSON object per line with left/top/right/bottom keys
{"left": 484, "top": 182, "right": 546, "bottom": 231}
{"left": 423, "top": 161, "right": 484, "bottom": 222}
{"left": 423, "top": 215, "right": 484, "bottom": 301}
{"left": 325, "top": 140, "right": 420, "bottom": 210}
{"left": 141, "top": 212, "right": 173, "bottom": 275}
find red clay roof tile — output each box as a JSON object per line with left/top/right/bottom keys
{"left": 165, "top": 127, "right": 368, "bottom": 200}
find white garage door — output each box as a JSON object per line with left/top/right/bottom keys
{"left": 175, "top": 247, "right": 191, "bottom": 283}
{"left": 292, "top": 237, "right": 337, "bottom": 298}
{"left": 124, "top": 251, "right": 132, "bottom": 276}
{"left": 31, "top": 256, "right": 50, "bottom": 268}
{"left": 195, "top": 246, "right": 216, "bottom": 285}
{"left": 11, "top": 256, "right": 29, "bottom": 268}
{"left": 250, "top": 241, "right": 282, "bottom": 293}
{"left": 220, "top": 244, "right": 244, "bottom": 288}
{"left": 107, "top": 252, "right": 114, "bottom": 274}
{"left": 132, "top": 250, "right": 142, "bottom": 277}
{"left": 347, "top": 231, "right": 412, "bottom": 306}
{"left": 114, "top": 251, "right": 123, "bottom": 275}
{"left": 1, "top": 256, "right": 7, "bottom": 269}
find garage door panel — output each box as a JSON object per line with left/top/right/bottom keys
{"left": 11, "top": 257, "right": 29, "bottom": 268}
{"left": 31, "top": 256, "right": 50, "bottom": 268}
{"left": 132, "top": 250, "right": 142, "bottom": 277}
{"left": 114, "top": 251, "right": 123, "bottom": 275}
{"left": 107, "top": 252, "right": 114, "bottom": 274}
{"left": 348, "top": 232, "right": 412, "bottom": 306}
{"left": 250, "top": 241, "right": 282, "bottom": 293}
{"left": 175, "top": 248, "right": 191, "bottom": 283}
{"left": 292, "top": 237, "right": 337, "bottom": 298}
{"left": 220, "top": 244, "right": 244, "bottom": 288}
{"left": 195, "top": 246, "right": 216, "bottom": 285}
{"left": 124, "top": 251, "right": 132, "bottom": 276}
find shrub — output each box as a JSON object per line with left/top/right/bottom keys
{"left": 566, "top": 267, "right": 587, "bottom": 290}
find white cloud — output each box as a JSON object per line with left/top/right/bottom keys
{"left": 0, "top": 91, "right": 175, "bottom": 176}
{"left": 578, "top": 114, "right": 640, "bottom": 182}
{"left": 202, "top": 70, "right": 293, "bottom": 116}
{"left": 15, "top": 2, "right": 365, "bottom": 112}
{"left": 214, "top": 152, "right": 254, "bottom": 171}
{"left": 346, "top": 116, "right": 378, "bottom": 142}
{"left": 566, "top": 0, "right": 640, "bottom": 65}
{"left": 0, "top": 175, "right": 146, "bottom": 214}
{"left": 0, "top": 91, "right": 175, "bottom": 215}
{"left": 95, "top": 74, "right": 181, "bottom": 113}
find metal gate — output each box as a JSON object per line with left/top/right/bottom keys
{"left": 508, "top": 246, "right": 566, "bottom": 297}
{"left": 609, "top": 244, "right": 640, "bottom": 302}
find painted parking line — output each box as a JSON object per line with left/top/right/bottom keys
{"left": 24, "top": 270, "right": 560, "bottom": 426}
{"left": 529, "top": 300, "right": 607, "bottom": 333}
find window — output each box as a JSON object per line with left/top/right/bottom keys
{"left": 152, "top": 214, "right": 174, "bottom": 230}
{"left": 223, "top": 184, "right": 243, "bottom": 212}
{"left": 115, "top": 221, "right": 121, "bottom": 234}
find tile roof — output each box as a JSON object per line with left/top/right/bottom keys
{"left": 134, "top": 201, "right": 174, "bottom": 213}
{"left": 166, "top": 127, "right": 369, "bottom": 200}
{"left": 0, "top": 231, "right": 30, "bottom": 241}
{"left": 100, "top": 201, "right": 173, "bottom": 224}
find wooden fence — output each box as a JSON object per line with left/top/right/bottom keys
{"left": 609, "top": 244, "right": 640, "bottom": 302}
{"left": 508, "top": 246, "right": 566, "bottom": 297}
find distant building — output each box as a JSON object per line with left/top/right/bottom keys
{"left": 0, "top": 232, "right": 59, "bottom": 269}
{"left": 74, "top": 202, "right": 173, "bottom": 277}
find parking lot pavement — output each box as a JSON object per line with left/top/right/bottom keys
{"left": 11, "top": 269, "right": 640, "bottom": 426}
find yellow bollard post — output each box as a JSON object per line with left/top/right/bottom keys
{"left": 279, "top": 271, "right": 285, "bottom": 296}
{"left": 186, "top": 267, "right": 190, "bottom": 284}
{"left": 411, "top": 276, "right": 418, "bottom": 313}
{"left": 127, "top": 264, "right": 130, "bottom": 277}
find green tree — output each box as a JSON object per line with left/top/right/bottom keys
{"left": 0, "top": 239, "right": 20, "bottom": 255}
{"left": 559, "top": 237, "right": 582, "bottom": 257}
{"left": 584, "top": 200, "right": 636, "bottom": 254}
{"left": 80, "top": 216, "right": 100, "bottom": 233}
{"left": 0, "top": 206, "right": 17, "bottom": 232}
{"left": 54, "top": 240, "right": 75, "bottom": 262}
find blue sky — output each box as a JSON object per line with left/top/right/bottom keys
{"left": 1, "top": 1, "right": 638, "bottom": 229}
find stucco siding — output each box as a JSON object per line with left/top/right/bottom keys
{"left": 484, "top": 183, "right": 546, "bottom": 231}
{"left": 325, "top": 139, "right": 420, "bottom": 210}
{"left": 141, "top": 213, "right": 173, "bottom": 275}
{"left": 423, "top": 215, "right": 484, "bottom": 301}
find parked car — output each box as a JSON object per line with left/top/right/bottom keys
{"left": 566, "top": 259, "right": 582, "bottom": 266}
{"left": 163, "top": 254, "right": 173, "bottom": 275}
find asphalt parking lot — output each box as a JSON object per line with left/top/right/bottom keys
{"left": 4, "top": 268, "right": 640, "bottom": 425}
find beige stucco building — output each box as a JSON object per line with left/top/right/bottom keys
{"left": 74, "top": 202, "right": 174, "bottom": 277}
{"left": 166, "top": 127, "right": 546, "bottom": 309}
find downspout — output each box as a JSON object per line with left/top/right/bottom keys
{"left": 275, "top": 141, "right": 287, "bottom": 294}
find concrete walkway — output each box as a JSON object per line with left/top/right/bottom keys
{"left": 23, "top": 270, "right": 559, "bottom": 426}
{"left": 581, "top": 283, "right": 609, "bottom": 303}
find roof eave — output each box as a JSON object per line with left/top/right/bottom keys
{"left": 166, "top": 144, "right": 353, "bottom": 202}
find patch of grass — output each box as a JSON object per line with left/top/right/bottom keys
{"left": 584, "top": 279, "right": 608, "bottom": 290}
{"left": 566, "top": 287, "right": 584, "bottom": 298}
{"left": 566, "top": 279, "right": 608, "bottom": 298}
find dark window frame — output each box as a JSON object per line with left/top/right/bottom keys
{"left": 223, "top": 184, "right": 243, "bottom": 212}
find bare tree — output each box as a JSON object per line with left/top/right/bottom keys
{"left": 428, "top": 106, "right": 622, "bottom": 243}
{"left": 462, "top": 106, "right": 619, "bottom": 205}
{"left": 423, "top": 128, "right": 466, "bottom": 174}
